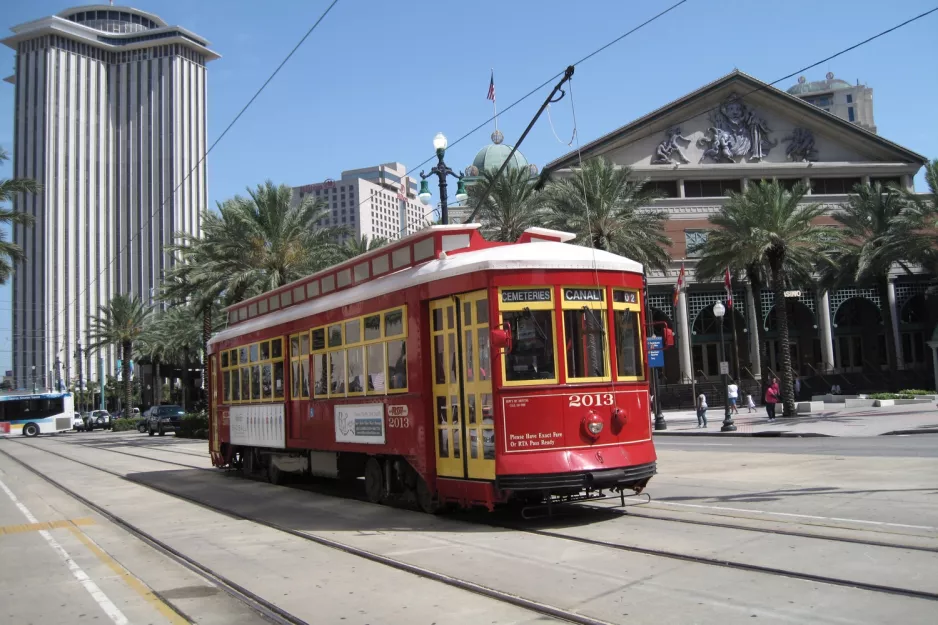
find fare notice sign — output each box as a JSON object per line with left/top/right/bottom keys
{"left": 647, "top": 336, "right": 664, "bottom": 368}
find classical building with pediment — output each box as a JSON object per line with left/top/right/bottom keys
{"left": 544, "top": 71, "right": 933, "bottom": 397}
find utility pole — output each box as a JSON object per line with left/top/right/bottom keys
{"left": 55, "top": 357, "right": 61, "bottom": 392}
{"left": 76, "top": 343, "right": 84, "bottom": 413}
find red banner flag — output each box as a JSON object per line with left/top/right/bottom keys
{"left": 724, "top": 267, "right": 733, "bottom": 308}
{"left": 673, "top": 262, "right": 685, "bottom": 307}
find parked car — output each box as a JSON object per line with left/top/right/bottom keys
{"left": 146, "top": 405, "right": 186, "bottom": 436}
{"left": 85, "top": 410, "right": 111, "bottom": 431}
{"left": 72, "top": 412, "right": 85, "bottom": 431}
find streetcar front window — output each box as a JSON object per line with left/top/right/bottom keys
{"left": 563, "top": 308, "right": 608, "bottom": 380}
{"left": 503, "top": 309, "right": 556, "bottom": 382}
{"left": 614, "top": 309, "right": 643, "bottom": 377}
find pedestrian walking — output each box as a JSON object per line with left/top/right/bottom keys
{"left": 764, "top": 377, "right": 780, "bottom": 421}
{"left": 696, "top": 392, "right": 708, "bottom": 428}
{"left": 727, "top": 380, "right": 740, "bottom": 414}
{"left": 746, "top": 393, "right": 756, "bottom": 413}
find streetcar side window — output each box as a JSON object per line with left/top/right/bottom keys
{"left": 387, "top": 339, "right": 407, "bottom": 391}
{"left": 289, "top": 332, "right": 310, "bottom": 400}
{"left": 221, "top": 338, "right": 285, "bottom": 404}
{"left": 502, "top": 310, "right": 556, "bottom": 382}
{"left": 612, "top": 289, "right": 644, "bottom": 381}
{"left": 312, "top": 328, "right": 328, "bottom": 398}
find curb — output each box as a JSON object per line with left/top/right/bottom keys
{"left": 880, "top": 428, "right": 938, "bottom": 436}
{"left": 653, "top": 430, "right": 831, "bottom": 438}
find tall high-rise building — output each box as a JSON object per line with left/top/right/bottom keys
{"left": 787, "top": 72, "right": 876, "bottom": 133}
{"left": 292, "top": 163, "right": 426, "bottom": 242}
{"left": 2, "top": 5, "right": 219, "bottom": 389}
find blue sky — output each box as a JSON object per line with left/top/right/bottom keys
{"left": 1, "top": 0, "right": 936, "bottom": 373}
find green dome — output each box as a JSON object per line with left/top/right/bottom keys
{"left": 788, "top": 74, "right": 853, "bottom": 95}
{"left": 471, "top": 142, "right": 529, "bottom": 173}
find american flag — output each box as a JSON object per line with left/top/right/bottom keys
{"left": 487, "top": 70, "right": 495, "bottom": 101}
{"left": 673, "top": 262, "right": 685, "bottom": 307}
{"left": 724, "top": 267, "right": 734, "bottom": 308}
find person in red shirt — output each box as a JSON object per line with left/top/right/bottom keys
{"left": 764, "top": 378, "right": 780, "bottom": 421}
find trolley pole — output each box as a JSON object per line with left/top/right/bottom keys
{"left": 55, "top": 357, "right": 62, "bottom": 392}
{"left": 643, "top": 274, "right": 666, "bottom": 431}
{"left": 99, "top": 357, "right": 105, "bottom": 411}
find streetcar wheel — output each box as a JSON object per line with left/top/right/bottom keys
{"left": 23, "top": 423, "right": 39, "bottom": 437}
{"left": 416, "top": 477, "right": 440, "bottom": 514}
{"left": 363, "top": 458, "right": 386, "bottom": 504}
{"left": 267, "top": 461, "right": 284, "bottom": 486}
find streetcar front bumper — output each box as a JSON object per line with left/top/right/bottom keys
{"left": 495, "top": 461, "right": 657, "bottom": 492}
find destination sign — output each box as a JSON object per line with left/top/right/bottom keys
{"left": 502, "top": 288, "right": 552, "bottom": 303}
{"left": 563, "top": 288, "right": 604, "bottom": 302}
{"left": 613, "top": 290, "right": 639, "bottom": 304}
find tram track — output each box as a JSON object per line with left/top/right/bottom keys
{"left": 0, "top": 439, "right": 620, "bottom": 625}
{"left": 5, "top": 438, "right": 938, "bottom": 608}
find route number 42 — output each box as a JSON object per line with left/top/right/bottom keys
{"left": 568, "top": 393, "right": 614, "bottom": 407}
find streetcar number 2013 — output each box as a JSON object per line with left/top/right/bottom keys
{"left": 568, "top": 393, "right": 614, "bottom": 407}
{"left": 388, "top": 417, "right": 411, "bottom": 428}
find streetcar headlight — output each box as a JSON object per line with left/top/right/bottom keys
{"left": 582, "top": 411, "right": 604, "bottom": 440}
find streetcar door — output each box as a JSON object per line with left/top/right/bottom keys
{"left": 430, "top": 291, "right": 495, "bottom": 480}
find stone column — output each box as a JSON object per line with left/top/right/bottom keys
{"left": 818, "top": 290, "right": 835, "bottom": 372}
{"left": 745, "top": 283, "right": 761, "bottom": 378}
{"left": 675, "top": 289, "right": 693, "bottom": 383}
{"left": 887, "top": 279, "right": 903, "bottom": 369}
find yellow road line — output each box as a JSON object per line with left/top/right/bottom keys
{"left": 66, "top": 523, "right": 191, "bottom": 625}
{"left": 0, "top": 517, "right": 95, "bottom": 535}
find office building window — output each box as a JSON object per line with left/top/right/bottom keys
{"left": 685, "top": 230, "right": 709, "bottom": 258}
{"left": 811, "top": 177, "right": 862, "bottom": 194}
{"left": 848, "top": 107, "right": 855, "bottom": 122}
{"left": 644, "top": 180, "right": 678, "bottom": 198}
{"left": 846, "top": 94, "right": 853, "bottom": 103}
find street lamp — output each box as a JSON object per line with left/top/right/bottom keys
{"left": 418, "top": 132, "right": 468, "bottom": 225}
{"left": 31, "top": 365, "right": 36, "bottom": 394}
{"left": 712, "top": 301, "right": 736, "bottom": 432}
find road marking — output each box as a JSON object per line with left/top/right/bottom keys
{"left": 0, "top": 478, "right": 129, "bottom": 625}
{"left": 656, "top": 500, "right": 938, "bottom": 531}
{"left": 0, "top": 517, "right": 95, "bottom": 535}
{"left": 66, "top": 524, "right": 190, "bottom": 625}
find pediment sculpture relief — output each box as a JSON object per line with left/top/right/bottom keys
{"left": 782, "top": 127, "right": 818, "bottom": 162}
{"left": 651, "top": 127, "right": 691, "bottom": 164}
{"left": 697, "top": 94, "right": 777, "bottom": 163}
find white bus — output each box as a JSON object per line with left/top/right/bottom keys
{"left": 0, "top": 392, "right": 75, "bottom": 437}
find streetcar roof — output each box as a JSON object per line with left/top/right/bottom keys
{"left": 210, "top": 240, "right": 642, "bottom": 347}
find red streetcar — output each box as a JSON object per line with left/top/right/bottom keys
{"left": 207, "top": 224, "right": 656, "bottom": 512}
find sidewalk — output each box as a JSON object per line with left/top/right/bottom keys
{"left": 651, "top": 401, "right": 938, "bottom": 437}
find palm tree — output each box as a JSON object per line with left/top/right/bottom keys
{"left": 702, "top": 181, "right": 832, "bottom": 416}
{"left": 156, "top": 305, "right": 203, "bottom": 412}
{"left": 899, "top": 159, "right": 938, "bottom": 273}
{"left": 821, "top": 182, "right": 914, "bottom": 371}
{"left": 174, "top": 181, "right": 345, "bottom": 303}
{"left": 542, "top": 157, "right": 671, "bottom": 272}
{"left": 0, "top": 147, "right": 39, "bottom": 284}
{"left": 87, "top": 295, "right": 151, "bottom": 414}
{"left": 161, "top": 265, "right": 220, "bottom": 396}
{"left": 466, "top": 167, "right": 543, "bottom": 242}
{"left": 136, "top": 318, "right": 168, "bottom": 407}
{"left": 340, "top": 234, "right": 389, "bottom": 260}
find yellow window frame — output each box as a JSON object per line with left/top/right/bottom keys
{"left": 497, "top": 287, "right": 559, "bottom": 387}
{"left": 220, "top": 338, "right": 284, "bottom": 404}
{"left": 612, "top": 289, "right": 646, "bottom": 382}
{"left": 560, "top": 286, "right": 612, "bottom": 384}
{"left": 384, "top": 306, "right": 409, "bottom": 394}
{"left": 289, "top": 331, "right": 311, "bottom": 400}
{"left": 311, "top": 327, "right": 328, "bottom": 399}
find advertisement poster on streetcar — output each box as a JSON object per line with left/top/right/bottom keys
{"left": 335, "top": 404, "right": 386, "bottom": 444}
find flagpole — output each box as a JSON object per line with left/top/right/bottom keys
{"left": 491, "top": 68, "right": 498, "bottom": 133}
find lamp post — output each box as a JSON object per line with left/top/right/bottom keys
{"left": 31, "top": 365, "right": 36, "bottom": 394}
{"left": 712, "top": 301, "right": 736, "bottom": 432}
{"left": 418, "top": 132, "right": 468, "bottom": 225}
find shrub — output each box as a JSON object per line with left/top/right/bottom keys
{"left": 869, "top": 393, "right": 897, "bottom": 400}
{"left": 176, "top": 412, "right": 209, "bottom": 439}
{"left": 899, "top": 389, "right": 933, "bottom": 396}
{"left": 111, "top": 418, "right": 138, "bottom": 432}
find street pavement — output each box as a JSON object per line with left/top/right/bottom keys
{"left": 653, "top": 401, "right": 938, "bottom": 436}
{"left": 0, "top": 428, "right": 936, "bottom": 624}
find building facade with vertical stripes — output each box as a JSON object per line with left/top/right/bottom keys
{"left": 3, "top": 5, "right": 218, "bottom": 390}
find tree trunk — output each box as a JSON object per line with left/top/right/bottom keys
{"left": 878, "top": 278, "right": 898, "bottom": 374}
{"left": 183, "top": 347, "right": 191, "bottom": 412}
{"left": 202, "top": 307, "right": 212, "bottom": 391}
{"left": 121, "top": 341, "right": 132, "bottom": 417}
{"left": 154, "top": 359, "right": 162, "bottom": 406}
{"left": 773, "top": 271, "right": 796, "bottom": 416}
